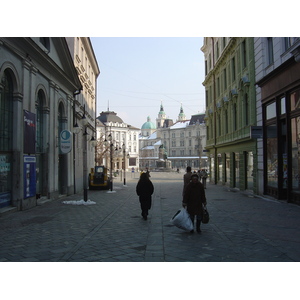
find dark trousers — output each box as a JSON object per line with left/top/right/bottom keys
{"left": 190, "top": 214, "right": 202, "bottom": 231}
{"left": 139, "top": 197, "right": 152, "bottom": 216}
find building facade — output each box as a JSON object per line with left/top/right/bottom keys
{"left": 255, "top": 37, "right": 300, "bottom": 203}
{"left": 0, "top": 37, "right": 84, "bottom": 210}
{"left": 66, "top": 37, "right": 100, "bottom": 194}
{"left": 139, "top": 104, "right": 207, "bottom": 171}
{"left": 201, "top": 37, "right": 257, "bottom": 192}
{"left": 96, "top": 110, "right": 140, "bottom": 172}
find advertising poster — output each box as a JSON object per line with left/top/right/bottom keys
{"left": 24, "top": 110, "right": 36, "bottom": 154}
{"left": 24, "top": 155, "right": 36, "bottom": 198}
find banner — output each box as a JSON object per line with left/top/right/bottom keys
{"left": 24, "top": 110, "right": 36, "bottom": 154}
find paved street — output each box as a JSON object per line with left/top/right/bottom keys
{"left": 1, "top": 171, "right": 300, "bottom": 262}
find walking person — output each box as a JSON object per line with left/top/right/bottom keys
{"left": 182, "top": 166, "right": 193, "bottom": 198}
{"left": 182, "top": 173, "right": 207, "bottom": 233}
{"left": 136, "top": 172, "right": 154, "bottom": 220}
{"left": 200, "top": 169, "right": 208, "bottom": 189}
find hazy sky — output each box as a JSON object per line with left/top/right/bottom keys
{"left": 90, "top": 37, "right": 205, "bottom": 129}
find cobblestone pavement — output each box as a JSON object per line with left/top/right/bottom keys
{"left": 1, "top": 171, "right": 300, "bottom": 262}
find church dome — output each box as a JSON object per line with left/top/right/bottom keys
{"left": 97, "top": 111, "right": 124, "bottom": 124}
{"left": 141, "top": 116, "right": 156, "bottom": 129}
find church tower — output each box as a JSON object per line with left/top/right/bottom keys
{"left": 156, "top": 101, "right": 166, "bottom": 128}
{"left": 177, "top": 103, "right": 186, "bottom": 121}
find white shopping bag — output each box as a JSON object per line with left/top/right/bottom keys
{"left": 170, "top": 208, "right": 193, "bottom": 231}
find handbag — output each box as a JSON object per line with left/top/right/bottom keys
{"left": 170, "top": 208, "right": 194, "bottom": 231}
{"left": 202, "top": 205, "right": 209, "bottom": 224}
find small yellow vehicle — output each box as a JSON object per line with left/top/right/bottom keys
{"left": 88, "top": 166, "right": 110, "bottom": 190}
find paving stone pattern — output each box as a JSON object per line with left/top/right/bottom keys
{"left": 1, "top": 172, "right": 300, "bottom": 262}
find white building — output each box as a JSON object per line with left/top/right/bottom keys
{"left": 96, "top": 110, "right": 140, "bottom": 172}
{"left": 139, "top": 104, "right": 207, "bottom": 171}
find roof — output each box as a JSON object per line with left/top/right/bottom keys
{"left": 141, "top": 116, "right": 156, "bottom": 130}
{"left": 97, "top": 111, "right": 124, "bottom": 124}
{"left": 170, "top": 120, "right": 190, "bottom": 129}
{"left": 189, "top": 113, "right": 206, "bottom": 125}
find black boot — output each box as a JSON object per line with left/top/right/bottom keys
{"left": 196, "top": 220, "right": 201, "bottom": 233}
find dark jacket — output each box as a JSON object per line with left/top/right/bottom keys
{"left": 136, "top": 173, "right": 154, "bottom": 201}
{"left": 182, "top": 171, "right": 193, "bottom": 197}
{"left": 182, "top": 181, "right": 206, "bottom": 215}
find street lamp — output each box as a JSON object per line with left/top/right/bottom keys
{"left": 122, "top": 143, "right": 126, "bottom": 186}
{"left": 108, "top": 133, "right": 113, "bottom": 192}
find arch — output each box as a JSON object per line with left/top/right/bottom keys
{"left": 0, "top": 62, "right": 21, "bottom": 94}
{"left": 35, "top": 84, "right": 49, "bottom": 109}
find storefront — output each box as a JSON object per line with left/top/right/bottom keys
{"left": 258, "top": 56, "right": 300, "bottom": 203}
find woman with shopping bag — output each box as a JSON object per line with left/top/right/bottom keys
{"left": 136, "top": 172, "right": 154, "bottom": 220}
{"left": 182, "top": 173, "right": 207, "bottom": 233}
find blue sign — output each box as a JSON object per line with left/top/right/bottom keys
{"left": 60, "top": 130, "right": 72, "bottom": 154}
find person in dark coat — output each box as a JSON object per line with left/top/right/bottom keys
{"left": 182, "top": 166, "right": 192, "bottom": 198}
{"left": 136, "top": 172, "right": 154, "bottom": 220}
{"left": 182, "top": 173, "right": 207, "bottom": 233}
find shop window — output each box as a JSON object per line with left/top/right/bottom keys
{"left": 266, "top": 102, "right": 276, "bottom": 120}
{"left": 218, "top": 154, "right": 223, "bottom": 183}
{"left": 266, "top": 125, "right": 278, "bottom": 188}
{"left": 225, "top": 153, "right": 230, "bottom": 183}
{"left": 291, "top": 116, "right": 300, "bottom": 192}
{"left": 235, "top": 153, "right": 240, "bottom": 188}
{"left": 246, "top": 152, "right": 254, "bottom": 190}
{"left": 290, "top": 90, "right": 300, "bottom": 111}
{"left": 280, "top": 97, "right": 286, "bottom": 115}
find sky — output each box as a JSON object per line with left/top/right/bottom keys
{"left": 90, "top": 37, "right": 205, "bottom": 129}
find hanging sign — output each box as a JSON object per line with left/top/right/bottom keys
{"left": 60, "top": 130, "right": 72, "bottom": 154}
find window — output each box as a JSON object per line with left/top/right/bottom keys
{"left": 36, "top": 90, "right": 44, "bottom": 152}
{"left": 232, "top": 57, "right": 236, "bottom": 81}
{"left": 233, "top": 103, "right": 237, "bottom": 131}
{"left": 222, "top": 37, "right": 226, "bottom": 49}
{"left": 266, "top": 125, "right": 277, "bottom": 187}
{"left": 244, "top": 93, "right": 249, "bottom": 126}
{"left": 291, "top": 116, "right": 300, "bottom": 191}
{"left": 0, "top": 70, "right": 13, "bottom": 151}
{"left": 266, "top": 102, "right": 276, "bottom": 120}
{"left": 225, "top": 110, "right": 228, "bottom": 133}
{"left": 267, "top": 37, "right": 274, "bottom": 65}
{"left": 284, "top": 37, "right": 292, "bottom": 51}
{"left": 40, "top": 37, "right": 50, "bottom": 51}
{"left": 290, "top": 90, "right": 300, "bottom": 111}
{"left": 223, "top": 68, "right": 227, "bottom": 90}
{"left": 242, "top": 40, "right": 247, "bottom": 68}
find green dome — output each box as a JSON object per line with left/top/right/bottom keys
{"left": 141, "top": 116, "right": 156, "bottom": 129}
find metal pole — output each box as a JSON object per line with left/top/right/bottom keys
{"left": 83, "top": 128, "right": 88, "bottom": 202}
{"left": 123, "top": 149, "right": 126, "bottom": 186}
{"left": 110, "top": 142, "right": 113, "bottom": 191}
